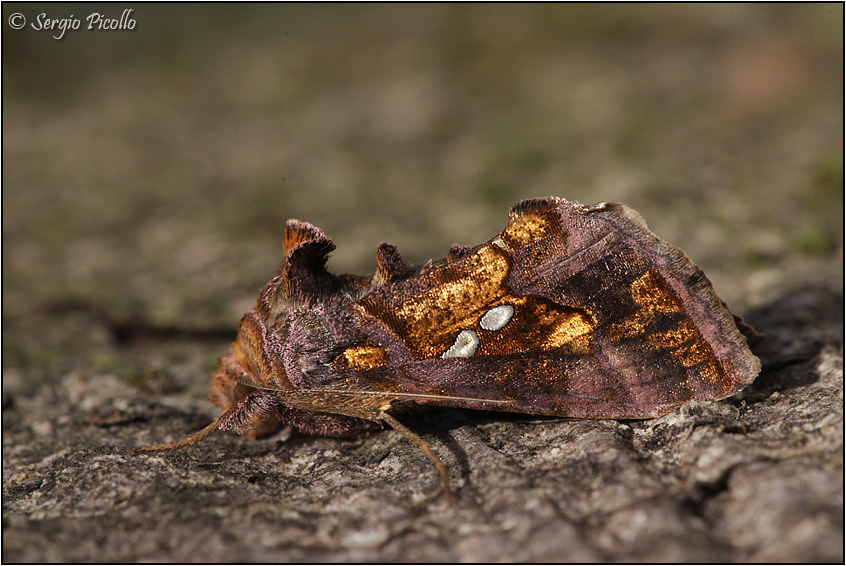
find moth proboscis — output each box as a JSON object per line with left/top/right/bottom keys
{"left": 134, "top": 197, "right": 761, "bottom": 504}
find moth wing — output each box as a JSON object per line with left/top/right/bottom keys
{"left": 354, "top": 197, "right": 759, "bottom": 419}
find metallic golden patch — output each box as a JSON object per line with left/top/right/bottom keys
{"left": 562, "top": 334, "right": 593, "bottom": 355}
{"left": 607, "top": 318, "right": 642, "bottom": 341}
{"left": 646, "top": 319, "right": 710, "bottom": 368}
{"left": 476, "top": 297, "right": 595, "bottom": 357}
{"left": 391, "top": 244, "right": 509, "bottom": 324}
{"left": 361, "top": 243, "right": 597, "bottom": 360}
{"left": 503, "top": 211, "right": 551, "bottom": 248}
{"left": 608, "top": 270, "right": 682, "bottom": 340}
{"left": 696, "top": 359, "right": 726, "bottom": 385}
{"left": 367, "top": 244, "right": 512, "bottom": 359}
{"left": 540, "top": 308, "right": 594, "bottom": 350}
{"left": 673, "top": 339, "right": 713, "bottom": 369}
{"left": 646, "top": 318, "right": 697, "bottom": 349}
{"left": 608, "top": 269, "right": 722, "bottom": 377}
{"left": 631, "top": 269, "right": 683, "bottom": 314}
{"left": 340, "top": 344, "right": 389, "bottom": 371}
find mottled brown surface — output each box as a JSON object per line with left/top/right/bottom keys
{"left": 3, "top": 4, "right": 842, "bottom": 562}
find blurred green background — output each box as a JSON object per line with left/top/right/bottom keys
{"left": 3, "top": 4, "right": 842, "bottom": 394}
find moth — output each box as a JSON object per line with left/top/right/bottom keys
{"left": 136, "top": 197, "right": 761, "bottom": 502}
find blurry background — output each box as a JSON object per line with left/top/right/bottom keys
{"left": 3, "top": 3, "right": 842, "bottom": 392}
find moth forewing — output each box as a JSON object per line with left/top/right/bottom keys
{"left": 135, "top": 197, "right": 760, "bottom": 504}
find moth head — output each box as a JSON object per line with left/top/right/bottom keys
{"left": 209, "top": 308, "right": 286, "bottom": 408}
{"left": 222, "top": 220, "right": 378, "bottom": 390}
{"left": 208, "top": 220, "right": 335, "bottom": 409}
{"left": 212, "top": 220, "right": 342, "bottom": 389}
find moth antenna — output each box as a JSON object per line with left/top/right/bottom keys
{"left": 380, "top": 412, "right": 456, "bottom": 505}
{"left": 374, "top": 242, "right": 413, "bottom": 283}
{"left": 233, "top": 382, "right": 513, "bottom": 407}
{"left": 132, "top": 405, "right": 235, "bottom": 454}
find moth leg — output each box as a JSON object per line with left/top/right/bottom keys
{"left": 380, "top": 412, "right": 456, "bottom": 505}
{"left": 134, "top": 388, "right": 286, "bottom": 453}
{"left": 132, "top": 404, "right": 237, "bottom": 453}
